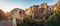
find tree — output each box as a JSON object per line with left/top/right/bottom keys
{"left": 0, "top": 10, "right": 8, "bottom": 20}
{"left": 17, "top": 15, "right": 32, "bottom": 26}
{"left": 46, "top": 11, "right": 60, "bottom": 26}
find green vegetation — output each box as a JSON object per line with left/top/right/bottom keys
{"left": 16, "top": 19, "right": 23, "bottom": 26}
{"left": 17, "top": 11, "right": 60, "bottom": 26}
{"left": 46, "top": 11, "right": 60, "bottom": 26}
{"left": 17, "top": 15, "right": 45, "bottom": 26}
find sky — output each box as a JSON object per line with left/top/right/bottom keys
{"left": 0, "top": 0, "right": 58, "bottom": 12}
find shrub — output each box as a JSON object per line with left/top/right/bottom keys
{"left": 46, "top": 11, "right": 60, "bottom": 26}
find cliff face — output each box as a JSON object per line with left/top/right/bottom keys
{"left": 25, "top": 3, "right": 53, "bottom": 21}
{"left": 54, "top": 0, "right": 60, "bottom": 11}
{"left": 0, "top": 0, "right": 58, "bottom": 21}
{"left": 25, "top": 7, "right": 32, "bottom": 16}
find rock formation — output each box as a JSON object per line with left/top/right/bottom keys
{"left": 25, "top": 3, "right": 53, "bottom": 22}
{"left": 54, "top": 0, "right": 60, "bottom": 11}
{"left": 25, "top": 7, "right": 32, "bottom": 16}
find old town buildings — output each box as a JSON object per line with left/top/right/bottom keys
{"left": 9, "top": 8, "right": 25, "bottom": 20}
{"left": 8, "top": 8, "right": 25, "bottom": 26}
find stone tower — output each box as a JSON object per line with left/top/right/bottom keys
{"left": 9, "top": 8, "right": 25, "bottom": 26}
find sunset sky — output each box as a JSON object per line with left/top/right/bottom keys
{"left": 0, "top": 0, "right": 58, "bottom": 12}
